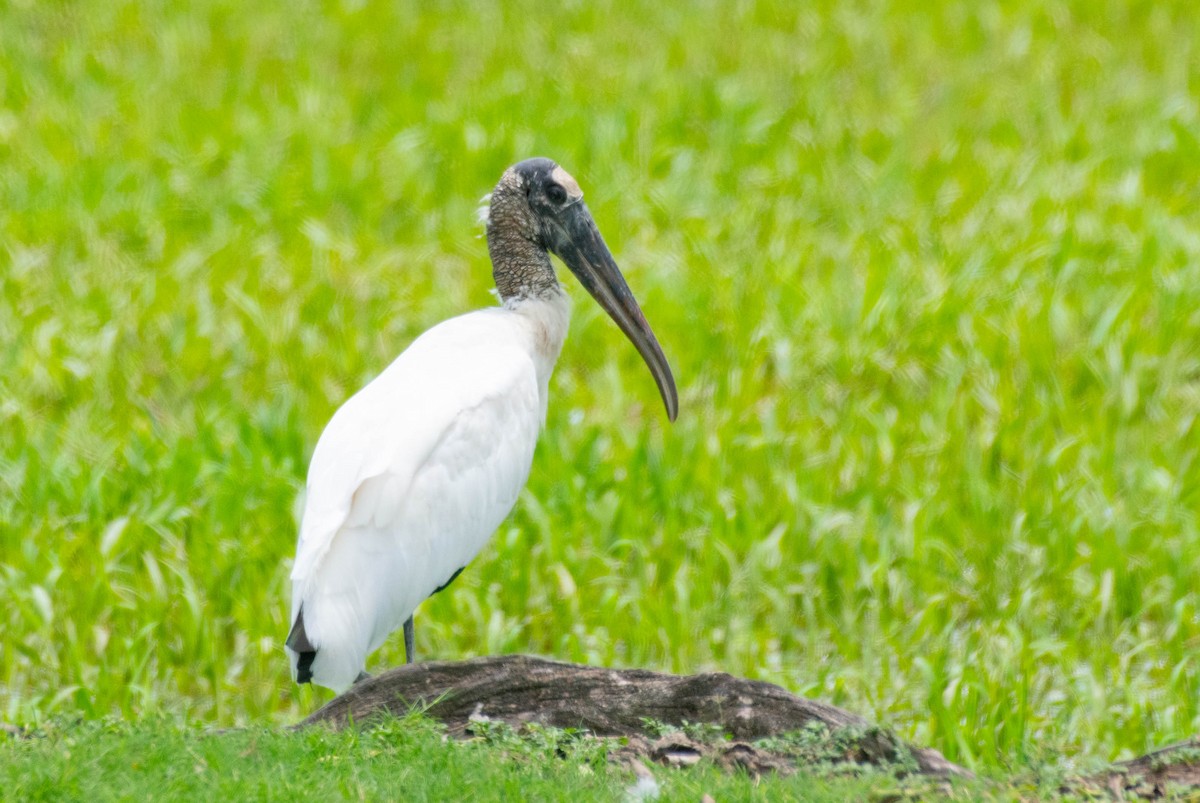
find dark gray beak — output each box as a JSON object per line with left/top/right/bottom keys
{"left": 547, "top": 202, "right": 679, "bottom": 422}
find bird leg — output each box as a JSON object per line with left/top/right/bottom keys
{"left": 404, "top": 615, "right": 415, "bottom": 664}
{"left": 353, "top": 671, "right": 371, "bottom": 684}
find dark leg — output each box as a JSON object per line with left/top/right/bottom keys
{"left": 353, "top": 671, "right": 371, "bottom": 684}
{"left": 404, "top": 615, "right": 415, "bottom": 664}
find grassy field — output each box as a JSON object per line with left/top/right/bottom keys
{"left": 3, "top": 715, "right": 1004, "bottom": 803}
{"left": 2, "top": 0, "right": 1199, "bottom": 786}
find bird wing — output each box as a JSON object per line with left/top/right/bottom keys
{"left": 287, "top": 308, "right": 543, "bottom": 689}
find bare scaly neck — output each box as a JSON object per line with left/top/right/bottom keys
{"left": 486, "top": 179, "right": 560, "bottom": 302}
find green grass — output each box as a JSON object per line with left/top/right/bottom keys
{"left": 0, "top": 716, "right": 1002, "bottom": 802}
{"left": 2, "top": 0, "right": 1199, "bottom": 784}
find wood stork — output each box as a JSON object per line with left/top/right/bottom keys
{"left": 285, "top": 158, "right": 678, "bottom": 692}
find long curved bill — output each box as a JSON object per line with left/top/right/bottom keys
{"left": 548, "top": 202, "right": 679, "bottom": 421}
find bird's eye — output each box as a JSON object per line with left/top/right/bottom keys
{"left": 546, "top": 183, "right": 568, "bottom": 205}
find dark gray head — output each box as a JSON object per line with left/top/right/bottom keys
{"left": 486, "top": 158, "right": 678, "bottom": 422}
{"left": 485, "top": 158, "right": 585, "bottom": 285}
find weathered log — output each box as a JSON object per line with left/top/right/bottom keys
{"left": 298, "top": 654, "right": 968, "bottom": 777}
{"left": 1069, "top": 738, "right": 1200, "bottom": 799}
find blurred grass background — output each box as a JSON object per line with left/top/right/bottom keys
{"left": 1, "top": 0, "right": 1198, "bottom": 770}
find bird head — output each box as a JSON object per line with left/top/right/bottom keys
{"left": 487, "top": 158, "right": 678, "bottom": 422}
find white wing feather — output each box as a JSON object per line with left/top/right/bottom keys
{"left": 286, "top": 308, "right": 544, "bottom": 691}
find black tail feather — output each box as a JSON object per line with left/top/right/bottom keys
{"left": 295, "top": 650, "right": 315, "bottom": 684}
{"left": 286, "top": 607, "right": 317, "bottom": 685}
{"left": 433, "top": 566, "right": 465, "bottom": 595}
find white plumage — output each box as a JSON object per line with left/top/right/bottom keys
{"left": 285, "top": 158, "right": 676, "bottom": 693}
{"left": 286, "top": 294, "right": 569, "bottom": 691}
